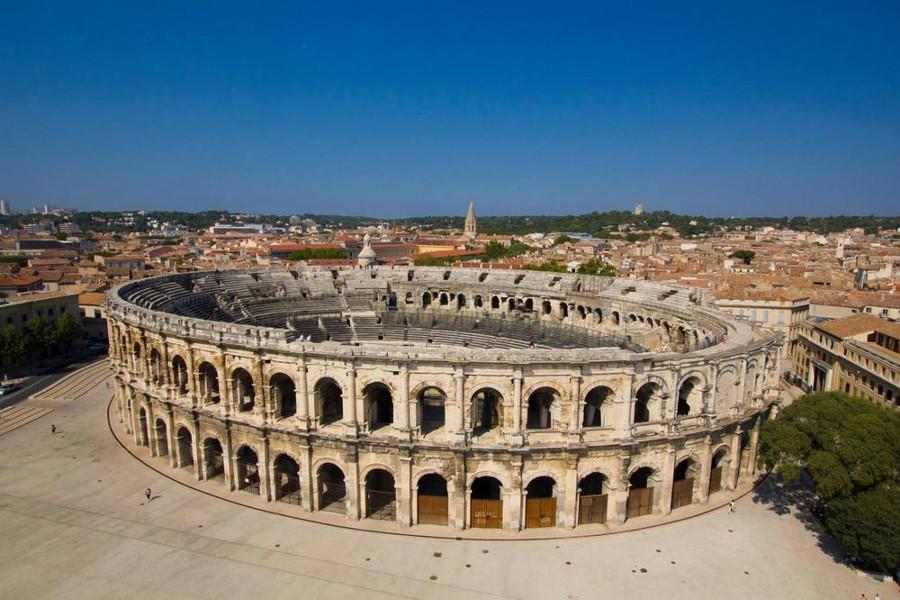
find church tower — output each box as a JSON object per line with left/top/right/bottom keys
{"left": 464, "top": 201, "right": 477, "bottom": 241}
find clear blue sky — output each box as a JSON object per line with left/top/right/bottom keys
{"left": 1, "top": 1, "right": 898, "bottom": 218}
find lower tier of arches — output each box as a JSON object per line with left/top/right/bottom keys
{"left": 120, "top": 398, "right": 766, "bottom": 533}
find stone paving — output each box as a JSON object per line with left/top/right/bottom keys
{"left": 0, "top": 370, "right": 894, "bottom": 600}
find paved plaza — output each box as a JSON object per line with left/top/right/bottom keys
{"left": 0, "top": 369, "right": 893, "bottom": 600}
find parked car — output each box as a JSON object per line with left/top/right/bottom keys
{"left": 88, "top": 342, "right": 108, "bottom": 355}
{"left": 0, "top": 383, "right": 21, "bottom": 396}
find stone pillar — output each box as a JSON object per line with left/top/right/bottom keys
{"left": 165, "top": 407, "right": 176, "bottom": 469}
{"left": 728, "top": 426, "right": 743, "bottom": 490}
{"left": 747, "top": 417, "right": 761, "bottom": 477}
{"left": 453, "top": 367, "right": 466, "bottom": 443}
{"left": 698, "top": 435, "right": 713, "bottom": 503}
{"left": 736, "top": 358, "right": 747, "bottom": 409}
{"left": 396, "top": 363, "right": 410, "bottom": 432}
{"left": 610, "top": 457, "right": 629, "bottom": 525}
{"left": 563, "top": 458, "right": 578, "bottom": 528}
{"left": 259, "top": 436, "right": 271, "bottom": 502}
{"left": 397, "top": 456, "right": 412, "bottom": 526}
{"left": 345, "top": 365, "right": 358, "bottom": 436}
{"left": 512, "top": 369, "right": 523, "bottom": 432}
{"left": 223, "top": 427, "right": 235, "bottom": 492}
{"left": 296, "top": 355, "right": 310, "bottom": 431}
{"left": 191, "top": 418, "right": 202, "bottom": 480}
{"left": 345, "top": 452, "right": 360, "bottom": 520}
{"left": 300, "top": 443, "right": 313, "bottom": 511}
{"left": 253, "top": 359, "right": 266, "bottom": 423}
{"left": 506, "top": 461, "right": 523, "bottom": 532}
{"left": 660, "top": 446, "right": 676, "bottom": 515}
{"left": 569, "top": 373, "right": 582, "bottom": 434}
{"left": 619, "top": 373, "right": 635, "bottom": 436}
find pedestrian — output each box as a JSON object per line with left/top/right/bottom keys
{"left": 874, "top": 593, "right": 880, "bottom": 600}
{"left": 50, "top": 424, "right": 56, "bottom": 434}
{"left": 145, "top": 488, "right": 151, "bottom": 502}
{"left": 728, "top": 500, "right": 735, "bottom": 513}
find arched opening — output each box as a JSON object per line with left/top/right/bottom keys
{"left": 172, "top": 356, "right": 188, "bottom": 394}
{"left": 457, "top": 293, "right": 466, "bottom": 308}
{"left": 154, "top": 418, "right": 168, "bottom": 456}
{"left": 149, "top": 349, "right": 163, "bottom": 384}
{"left": 633, "top": 382, "right": 661, "bottom": 423}
{"left": 133, "top": 343, "right": 143, "bottom": 377}
{"left": 422, "top": 292, "right": 432, "bottom": 307}
{"left": 491, "top": 296, "right": 500, "bottom": 309}
{"left": 507, "top": 297, "right": 517, "bottom": 311}
{"left": 364, "top": 383, "right": 393, "bottom": 430}
{"left": 315, "top": 378, "right": 343, "bottom": 425}
{"left": 474, "top": 295, "right": 483, "bottom": 308}
{"left": 677, "top": 377, "right": 702, "bottom": 416}
{"left": 439, "top": 293, "right": 449, "bottom": 306}
{"left": 627, "top": 467, "right": 655, "bottom": 519}
{"left": 576, "top": 305, "right": 586, "bottom": 320}
{"left": 235, "top": 446, "right": 260, "bottom": 495}
{"left": 270, "top": 373, "right": 297, "bottom": 419}
{"left": 203, "top": 438, "right": 224, "bottom": 481}
{"left": 387, "top": 292, "right": 397, "bottom": 308}
{"left": 738, "top": 430, "right": 752, "bottom": 481}
{"left": 365, "top": 469, "right": 397, "bottom": 520}
{"left": 524, "top": 298, "right": 534, "bottom": 311}
{"left": 709, "top": 448, "right": 730, "bottom": 494}
{"left": 583, "top": 386, "right": 613, "bottom": 428}
{"left": 417, "top": 473, "right": 448, "bottom": 525}
{"left": 525, "top": 476, "right": 557, "bottom": 528}
{"left": 593, "top": 307, "right": 603, "bottom": 323}
{"left": 559, "top": 302, "right": 569, "bottom": 319}
{"left": 317, "top": 463, "right": 346, "bottom": 513}
{"left": 578, "top": 473, "right": 609, "bottom": 525}
{"left": 404, "top": 291, "right": 413, "bottom": 304}
{"left": 541, "top": 300, "right": 552, "bottom": 315}
{"left": 273, "top": 454, "right": 301, "bottom": 505}
{"left": 611, "top": 311, "right": 620, "bottom": 325}
{"left": 137, "top": 407, "right": 149, "bottom": 447}
{"left": 197, "top": 362, "right": 220, "bottom": 404}
{"left": 471, "top": 388, "right": 503, "bottom": 434}
{"left": 526, "top": 387, "right": 559, "bottom": 430}
{"left": 672, "top": 458, "right": 698, "bottom": 509}
{"left": 418, "top": 386, "right": 446, "bottom": 435}
{"left": 470, "top": 476, "right": 502, "bottom": 529}
{"left": 716, "top": 370, "right": 737, "bottom": 411}
{"left": 232, "top": 368, "right": 255, "bottom": 412}
{"left": 176, "top": 426, "right": 193, "bottom": 469}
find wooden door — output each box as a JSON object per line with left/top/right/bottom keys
{"left": 471, "top": 499, "right": 502, "bottom": 528}
{"left": 578, "top": 494, "right": 608, "bottom": 525}
{"left": 671, "top": 478, "right": 694, "bottom": 509}
{"left": 709, "top": 467, "right": 723, "bottom": 494}
{"left": 626, "top": 487, "right": 653, "bottom": 519}
{"left": 525, "top": 497, "right": 557, "bottom": 528}
{"left": 417, "top": 495, "right": 449, "bottom": 525}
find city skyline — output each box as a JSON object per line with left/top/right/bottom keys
{"left": 2, "top": 2, "right": 899, "bottom": 218}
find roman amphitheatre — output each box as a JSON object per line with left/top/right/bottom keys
{"left": 107, "top": 264, "right": 781, "bottom": 534}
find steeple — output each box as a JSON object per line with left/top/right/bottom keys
{"left": 464, "top": 201, "right": 477, "bottom": 241}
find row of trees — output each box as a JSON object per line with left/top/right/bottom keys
{"left": 759, "top": 392, "right": 900, "bottom": 573}
{"left": 0, "top": 314, "right": 83, "bottom": 367}
{"left": 286, "top": 247, "right": 347, "bottom": 261}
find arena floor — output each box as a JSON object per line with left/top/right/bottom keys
{"left": 0, "top": 365, "right": 892, "bottom": 600}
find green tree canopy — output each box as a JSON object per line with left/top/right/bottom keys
{"left": 577, "top": 259, "right": 616, "bottom": 277}
{"left": 729, "top": 250, "right": 756, "bottom": 264}
{"left": 286, "top": 247, "right": 346, "bottom": 261}
{"left": 759, "top": 392, "right": 900, "bottom": 572}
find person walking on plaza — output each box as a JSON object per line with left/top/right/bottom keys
{"left": 50, "top": 424, "right": 56, "bottom": 434}
{"left": 728, "top": 500, "right": 735, "bottom": 513}
{"left": 145, "top": 488, "right": 152, "bottom": 502}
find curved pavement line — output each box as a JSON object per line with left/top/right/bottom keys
{"left": 107, "top": 395, "right": 768, "bottom": 542}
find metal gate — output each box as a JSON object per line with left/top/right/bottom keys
{"left": 277, "top": 473, "right": 302, "bottom": 505}
{"left": 525, "top": 497, "right": 556, "bottom": 528}
{"left": 578, "top": 493, "right": 608, "bottom": 525}
{"left": 709, "top": 467, "right": 723, "bottom": 494}
{"left": 205, "top": 448, "right": 224, "bottom": 480}
{"left": 471, "top": 499, "right": 502, "bottom": 529}
{"left": 238, "top": 462, "right": 260, "bottom": 495}
{"left": 671, "top": 478, "right": 694, "bottom": 509}
{"left": 320, "top": 480, "right": 346, "bottom": 511}
{"left": 366, "top": 490, "right": 397, "bottom": 520}
{"left": 626, "top": 487, "right": 653, "bottom": 519}
{"left": 417, "top": 495, "right": 448, "bottom": 525}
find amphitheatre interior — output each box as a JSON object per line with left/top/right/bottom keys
{"left": 108, "top": 266, "right": 781, "bottom": 534}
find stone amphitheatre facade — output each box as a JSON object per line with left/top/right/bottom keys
{"left": 107, "top": 266, "right": 781, "bottom": 533}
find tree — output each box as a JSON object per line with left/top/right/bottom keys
{"left": 577, "top": 259, "right": 616, "bottom": 277}
{"left": 286, "top": 248, "right": 346, "bottom": 261}
{"left": 0, "top": 325, "right": 25, "bottom": 365}
{"left": 24, "top": 316, "right": 56, "bottom": 358}
{"left": 729, "top": 250, "right": 755, "bottom": 265}
{"left": 552, "top": 235, "right": 577, "bottom": 246}
{"left": 758, "top": 392, "right": 900, "bottom": 572}
{"left": 522, "top": 262, "right": 567, "bottom": 273}
{"left": 55, "top": 313, "right": 83, "bottom": 348}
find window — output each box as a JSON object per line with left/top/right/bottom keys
{"left": 778, "top": 312, "right": 785, "bottom": 324}
{"left": 762, "top": 310, "right": 769, "bottom": 322}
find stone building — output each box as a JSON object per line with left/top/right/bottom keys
{"left": 108, "top": 266, "right": 780, "bottom": 532}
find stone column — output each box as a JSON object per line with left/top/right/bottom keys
{"left": 569, "top": 373, "right": 582, "bottom": 434}
{"left": 300, "top": 443, "right": 313, "bottom": 511}
{"left": 453, "top": 367, "right": 466, "bottom": 443}
{"left": 345, "top": 365, "right": 358, "bottom": 436}
{"left": 296, "top": 356, "right": 309, "bottom": 431}
{"left": 259, "top": 436, "right": 272, "bottom": 502}
{"left": 345, "top": 452, "right": 360, "bottom": 520}
{"left": 253, "top": 359, "right": 266, "bottom": 423}
{"left": 512, "top": 369, "right": 523, "bottom": 432}
{"left": 397, "top": 456, "right": 412, "bottom": 526}
{"left": 728, "top": 426, "right": 743, "bottom": 490}
{"left": 660, "top": 446, "right": 676, "bottom": 515}
{"left": 747, "top": 417, "right": 761, "bottom": 477}
{"left": 165, "top": 407, "right": 176, "bottom": 468}
{"left": 563, "top": 458, "right": 578, "bottom": 528}
{"left": 190, "top": 417, "right": 202, "bottom": 480}
{"left": 610, "top": 457, "right": 629, "bottom": 525}
{"left": 736, "top": 358, "right": 748, "bottom": 409}
{"left": 698, "top": 435, "right": 713, "bottom": 503}
{"left": 396, "top": 363, "right": 410, "bottom": 432}
{"left": 619, "top": 372, "right": 635, "bottom": 437}
{"left": 223, "top": 427, "right": 235, "bottom": 492}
